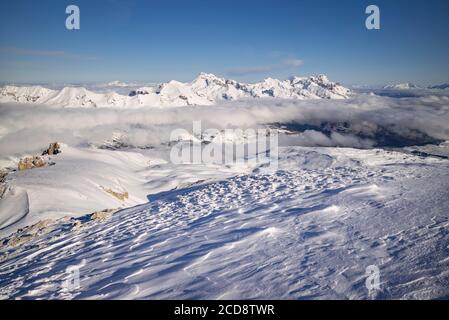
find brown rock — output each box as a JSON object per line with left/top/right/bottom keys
{"left": 32, "top": 156, "right": 46, "bottom": 168}
{"left": 18, "top": 157, "right": 35, "bottom": 171}
{"left": 2, "top": 218, "right": 56, "bottom": 248}
{"left": 18, "top": 156, "right": 47, "bottom": 171}
{"left": 90, "top": 208, "right": 118, "bottom": 222}
{"left": 101, "top": 187, "right": 129, "bottom": 201}
{"left": 42, "top": 142, "right": 61, "bottom": 156}
{"left": 4, "top": 234, "right": 33, "bottom": 247}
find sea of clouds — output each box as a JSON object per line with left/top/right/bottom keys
{"left": 1, "top": 91, "right": 449, "bottom": 158}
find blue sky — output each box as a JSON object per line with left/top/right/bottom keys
{"left": 0, "top": 0, "right": 448, "bottom": 85}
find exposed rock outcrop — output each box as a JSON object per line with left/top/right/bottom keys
{"left": 90, "top": 208, "right": 119, "bottom": 222}
{"left": 101, "top": 186, "right": 129, "bottom": 201}
{"left": 18, "top": 156, "right": 47, "bottom": 171}
{"left": 1, "top": 219, "right": 53, "bottom": 247}
{"left": 17, "top": 142, "right": 61, "bottom": 171}
{"left": 42, "top": 142, "right": 61, "bottom": 156}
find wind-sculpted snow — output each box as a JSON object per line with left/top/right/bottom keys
{"left": 0, "top": 73, "right": 351, "bottom": 108}
{"left": 1, "top": 147, "right": 448, "bottom": 299}
{"left": 1, "top": 85, "right": 449, "bottom": 300}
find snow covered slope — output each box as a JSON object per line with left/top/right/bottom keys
{"left": 1, "top": 86, "right": 448, "bottom": 300}
{"left": 0, "top": 73, "right": 351, "bottom": 108}
{"left": 0, "top": 85, "right": 56, "bottom": 104}
{"left": 0, "top": 144, "right": 251, "bottom": 237}
{"left": 1, "top": 146, "right": 448, "bottom": 299}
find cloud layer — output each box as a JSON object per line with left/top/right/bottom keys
{"left": 0, "top": 47, "right": 96, "bottom": 60}
{"left": 0, "top": 92, "right": 449, "bottom": 158}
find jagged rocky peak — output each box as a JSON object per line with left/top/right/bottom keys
{"left": 196, "top": 72, "right": 222, "bottom": 80}
{"left": 192, "top": 72, "right": 228, "bottom": 87}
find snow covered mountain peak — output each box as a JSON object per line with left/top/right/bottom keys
{"left": 0, "top": 73, "right": 352, "bottom": 108}
{"left": 309, "top": 74, "right": 329, "bottom": 82}
{"left": 195, "top": 72, "right": 223, "bottom": 80}
{"left": 191, "top": 72, "right": 230, "bottom": 88}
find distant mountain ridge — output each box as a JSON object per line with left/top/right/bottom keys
{"left": 383, "top": 82, "right": 449, "bottom": 90}
{"left": 383, "top": 83, "right": 420, "bottom": 90}
{"left": 428, "top": 83, "right": 449, "bottom": 90}
{"left": 0, "top": 73, "right": 351, "bottom": 108}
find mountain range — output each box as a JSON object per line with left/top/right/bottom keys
{"left": 0, "top": 73, "right": 351, "bottom": 108}
{"left": 383, "top": 82, "right": 449, "bottom": 90}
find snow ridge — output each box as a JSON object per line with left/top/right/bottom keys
{"left": 0, "top": 73, "right": 351, "bottom": 108}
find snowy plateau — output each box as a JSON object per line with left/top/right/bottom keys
{"left": 0, "top": 73, "right": 449, "bottom": 300}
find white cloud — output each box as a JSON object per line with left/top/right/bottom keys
{"left": 0, "top": 47, "right": 96, "bottom": 60}
{"left": 226, "top": 57, "right": 303, "bottom": 76}
{"left": 1, "top": 92, "right": 449, "bottom": 157}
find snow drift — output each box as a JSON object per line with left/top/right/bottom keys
{"left": 1, "top": 80, "right": 449, "bottom": 300}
